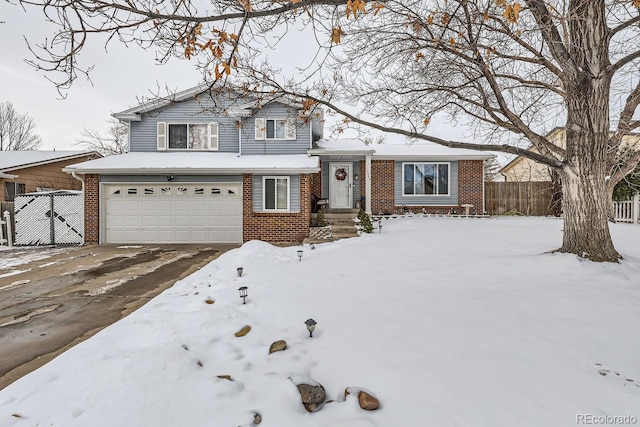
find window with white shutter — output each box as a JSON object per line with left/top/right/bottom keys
{"left": 255, "top": 118, "right": 266, "bottom": 140}
{"left": 209, "top": 122, "right": 219, "bottom": 150}
{"left": 157, "top": 122, "right": 167, "bottom": 150}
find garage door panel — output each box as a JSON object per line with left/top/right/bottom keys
{"left": 105, "top": 183, "right": 242, "bottom": 244}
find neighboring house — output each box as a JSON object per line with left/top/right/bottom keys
{"left": 501, "top": 128, "right": 640, "bottom": 181}
{"left": 63, "top": 86, "right": 492, "bottom": 245}
{"left": 0, "top": 150, "right": 101, "bottom": 202}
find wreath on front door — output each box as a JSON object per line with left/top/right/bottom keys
{"left": 335, "top": 168, "right": 348, "bottom": 181}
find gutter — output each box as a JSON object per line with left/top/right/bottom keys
{"left": 63, "top": 167, "right": 321, "bottom": 175}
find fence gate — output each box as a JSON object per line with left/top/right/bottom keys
{"left": 14, "top": 192, "right": 84, "bottom": 245}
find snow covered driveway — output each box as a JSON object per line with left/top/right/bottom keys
{"left": 0, "top": 244, "right": 235, "bottom": 389}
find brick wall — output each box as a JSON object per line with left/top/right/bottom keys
{"left": 242, "top": 174, "right": 311, "bottom": 244}
{"left": 311, "top": 172, "right": 321, "bottom": 198}
{"left": 367, "top": 159, "right": 485, "bottom": 215}
{"left": 458, "top": 160, "right": 484, "bottom": 212}
{"left": 84, "top": 174, "right": 100, "bottom": 244}
{"left": 370, "top": 160, "right": 395, "bottom": 214}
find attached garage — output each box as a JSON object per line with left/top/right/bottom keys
{"left": 103, "top": 183, "right": 242, "bottom": 243}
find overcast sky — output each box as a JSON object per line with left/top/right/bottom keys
{"left": 0, "top": 2, "right": 476, "bottom": 154}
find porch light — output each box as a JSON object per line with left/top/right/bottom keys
{"left": 297, "top": 249, "right": 304, "bottom": 262}
{"left": 167, "top": 175, "right": 175, "bottom": 181}
{"left": 237, "top": 267, "right": 243, "bottom": 277}
{"left": 304, "top": 318, "right": 317, "bottom": 338}
{"left": 238, "top": 286, "right": 248, "bottom": 304}
{"left": 354, "top": 174, "right": 360, "bottom": 181}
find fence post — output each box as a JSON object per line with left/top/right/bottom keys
{"left": 3, "top": 211, "right": 12, "bottom": 247}
{"left": 634, "top": 193, "right": 640, "bottom": 224}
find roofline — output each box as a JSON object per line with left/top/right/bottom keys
{"left": 63, "top": 167, "right": 321, "bottom": 175}
{"left": 373, "top": 154, "right": 494, "bottom": 161}
{"left": 1, "top": 151, "right": 102, "bottom": 173}
{"left": 308, "top": 149, "right": 376, "bottom": 156}
{"left": 112, "top": 85, "right": 307, "bottom": 121}
{"left": 0, "top": 172, "right": 18, "bottom": 179}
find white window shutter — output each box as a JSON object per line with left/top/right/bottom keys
{"left": 285, "top": 118, "right": 296, "bottom": 140}
{"left": 255, "top": 118, "right": 266, "bottom": 140}
{"left": 157, "top": 122, "right": 167, "bottom": 150}
{"left": 208, "top": 122, "right": 219, "bottom": 150}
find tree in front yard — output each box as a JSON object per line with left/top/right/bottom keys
{"left": 75, "top": 119, "right": 128, "bottom": 156}
{"left": 13, "top": 0, "right": 640, "bottom": 261}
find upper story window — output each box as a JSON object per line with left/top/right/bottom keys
{"left": 156, "top": 122, "right": 218, "bottom": 151}
{"left": 403, "top": 163, "right": 450, "bottom": 196}
{"left": 254, "top": 118, "right": 296, "bottom": 141}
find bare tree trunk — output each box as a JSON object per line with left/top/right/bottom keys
{"left": 556, "top": 0, "right": 620, "bottom": 262}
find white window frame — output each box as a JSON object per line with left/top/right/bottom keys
{"left": 157, "top": 122, "right": 218, "bottom": 151}
{"left": 402, "top": 162, "right": 450, "bottom": 196}
{"left": 254, "top": 117, "right": 296, "bottom": 141}
{"left": 262, "top": 176, "right": 290, "bottom": 211}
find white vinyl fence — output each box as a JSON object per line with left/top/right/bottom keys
{"left": 14, "top": 191, "right": 84, "bottom": 245}
{"left": 613, "top": 194, "right": 640, "bottom": 223}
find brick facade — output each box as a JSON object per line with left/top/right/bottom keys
{"left": 242, "top": 174, "right": 311, "bottom": 244}
{"left": 457, "top": 160, "right": 485, "bottom": 212}
{"left": 84, "top": 174, "right": 100, "bottom": 244}
{"left": 311, "top": 172, "right": 321, "bottom": 198}
{"left": 366, "top": 159, "right": 485, "bottom": 215}
{"left": 370, "top": 160, "right": 395, "bottom": 214}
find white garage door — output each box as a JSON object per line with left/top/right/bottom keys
{"left": 104, "top": 183, "right": 242, "bottom": 243}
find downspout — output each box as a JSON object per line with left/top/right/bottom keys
{"left": 238, "top": 119, "right": 242, "bottom": 156}
{"left": 71, "top": 171, "right": 86, "bottom": 243}
{"left": 71, "top": 171, "right": 85, "bottom": 192}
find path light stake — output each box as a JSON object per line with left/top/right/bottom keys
{"left": 311, "top": 243, "right": 316, "bottom": 250}
{"left": 297, "top": 249, "right": 304, "bottom": 262}
{"left": 238, "top": 286, "right": 248, "bottom": 304}
{"left": 378, "top": 220, "right": 382, "bottom": 233}
{"left": 305, "top": 318, "right": 317, "bottom": 338}
{"left": 237, "top": 267, "right": 243, "bottom": 277}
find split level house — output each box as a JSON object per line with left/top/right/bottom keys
{"left": 64, "top": 86, "right": 492, "bottom": 245}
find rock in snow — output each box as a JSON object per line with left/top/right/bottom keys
{"left": 345, "top": 387, "right": 380, "bottom": 410}
{"left": 269, "top": 340, "right": 287, "bottom": 354}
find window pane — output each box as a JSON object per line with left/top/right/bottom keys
{"left": 420, "top": 164, "right": 436, "bottom": 194}
{"left": 265, "top": 179, "right": 276, "bottom": 209}
{"left": 16, "top": 183, "right": 26, "bottom": 195}
{"left": 266, "top": 120, "right": 275, "bottom": 139}
{"left": 403, "top": 164, "right": 414, "bottom": 195}
{"left": 275, "top": 120, "right": 286, "bottom": 139}
{"left": 438, "top": 164, "right": 449, "bottom": 194}
{"left": 189, "top": 124, "right": 208, "bottom": 149}
{"left": 276, "top": 178, "right": 288, "bottom": 209}
{"left": 168, "top": 124, "right": 187, "bottom": 149}
{"left": 5, "top": 183, "right": 15, "bottom": 201}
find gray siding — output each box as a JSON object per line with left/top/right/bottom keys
{"left": 241, "top": 102, "right": 311, "bottom": 155}
{"left": 129, "top": 98, "right": 242, "bottom": 153}
{"left": 394, "top": 161, "right": 459, "bottom": 206}
{"left": 252, "top": 175, "right": 300, "bottom": 212}
{"left": 320, "top": 160, "right": 361, "bottom": 207}
{"left": 100, "top": 175, "right": 242, "bottom": 183}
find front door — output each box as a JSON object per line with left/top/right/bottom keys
{"left": 329, "top": 162, "right": 353, "bottom": 209}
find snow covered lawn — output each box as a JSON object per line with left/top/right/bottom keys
{"left": 1, "top": 217, "right": 639, "bottom": 426}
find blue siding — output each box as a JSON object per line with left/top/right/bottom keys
{"left": 252, "top": 175, "right": 300, "bottom": 212}
{"left": 129, "top": 98, "right": 242, "bottom": 153}
{"left": 241, "top": 102, "right": 311, "bottom": 155}
{"left": 394, "top": 161, "right": 459, "bottom": 206}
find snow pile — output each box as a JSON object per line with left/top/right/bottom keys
{"left": 1, "top": 217, "right": 639, "bottom": 426}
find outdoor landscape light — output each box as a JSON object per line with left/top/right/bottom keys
{"left": 378, "top": 220, "right": 382, "bottom": 233}
{"left": 297, "top": 249, "right": 304, "bottom": 262}
{"left": 238, "top": 286, "right": 248, "bottom": 304}
{"left": 304, "top": 318, "right": 317, "bottom": 338}
{"left": 237, "top": 267, "right": 243, "bottom": 277}
{"left": 311, "top": 243, "right": 316, "bottom": 250}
